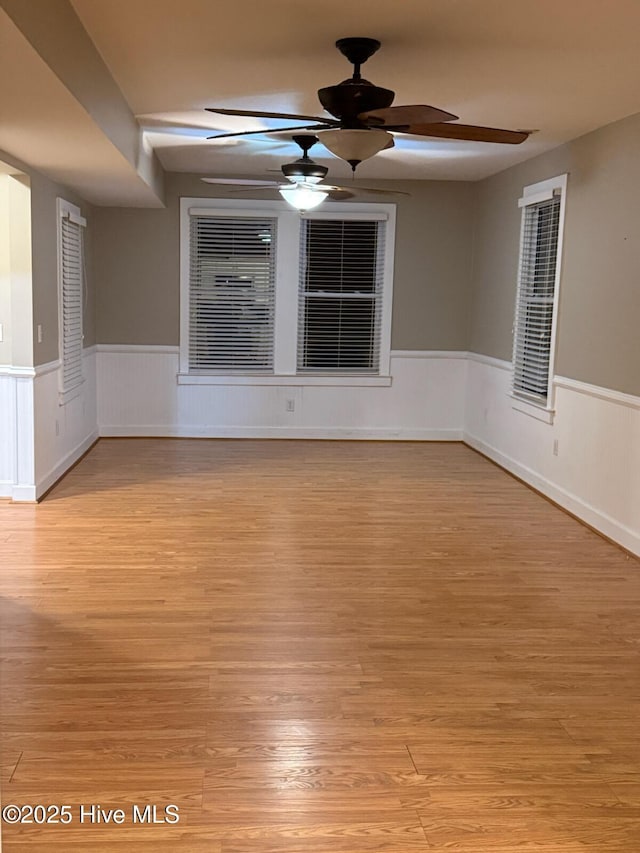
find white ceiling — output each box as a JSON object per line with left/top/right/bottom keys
{"left": 3, "top": 1, "right": 640, "bottom": 201}
{"left": 67, "top": 0, "right": 640, "bottom": 184}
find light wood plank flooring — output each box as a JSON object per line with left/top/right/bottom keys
{"left": 1, "top": 438, "right": 639, "bottom": 851}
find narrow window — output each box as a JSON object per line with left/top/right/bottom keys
{"left": 513, "top": 177, "right": 567, "bottom": 404}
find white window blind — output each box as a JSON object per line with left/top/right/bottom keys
{"left": 297, "top": 218, "right": 385, "bottom": 373}
{"left": 512, "top": 192, "right": 562, "bottom": 402}
{"left": 188, "top": 216, "right": 276, "bottom": 372}
{"left": 59, "top": 212, "right": 84, "bottom": 394}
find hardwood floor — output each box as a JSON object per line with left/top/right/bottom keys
{"left": 1, "top": 438, "right": 639, "bottom": 851}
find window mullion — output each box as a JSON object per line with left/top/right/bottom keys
{"left": 273, "top": 211, "right": 300, "bottom": 375}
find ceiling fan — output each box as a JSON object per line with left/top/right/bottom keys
{"left": 205, "top": 37, "right": 531, "bottom": 171}
{"left": 202, "top": 134, "right": 408, "bottom": 211}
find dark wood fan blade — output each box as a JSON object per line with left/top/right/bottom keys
{"left": 405, "top": 123, "right": 530, "bottom": 144}
{"left": 201, "top": 178, "right": 282, "bottom": 187}
{"left": 359, "top": 105, "right": 458, "bottom": 127}
{"left": 206, "top": 107, "right": 339, "bottom": 125}
{"left": 207, "top": 124, "right": 330, "bottom": 140}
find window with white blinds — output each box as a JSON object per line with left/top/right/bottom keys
{"left": 188, "top": 215, "right": 276, "bottom": 372}
{"left": 297, "top": 218, "right": 384, "bottom": 373}
{"left": 57, "top": 200, "right": 86, "bottom": 398}
{"left": 512, "top": 177, "right": 566, "bottom": 404}
{"left": 180, "top": 199, "right": 395, "bottom": 383}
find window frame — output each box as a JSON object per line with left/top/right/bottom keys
{"left": 56, "top": 197, "right": 86, "bottom": 405}
{"left": 179, "top": 197, "right": 396, "bottom": 386}
{"left": 510, "top": 174, "right": 568, "bottom": 422}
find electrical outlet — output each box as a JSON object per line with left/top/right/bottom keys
{"left": 55, "top": 419, "right": 60, "bottom": 437}
{"left": 37, "top": 324, "right": 43, "bottom": 343}
{"left": 553, "top": 439, "right": 559, "bottom": 456}
{"left": 286, "top": 399, "right": 295, "bottom": 413}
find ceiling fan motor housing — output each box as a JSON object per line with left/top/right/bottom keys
{"left": 281, "top": 134, "right": 328, "bottom": 180}
{"left": 282, "top": 159, "right": 328, "bottom": 180}
{"left": 318, "top": 81, "right": 394, "bottom": 125}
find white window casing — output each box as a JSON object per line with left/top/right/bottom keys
{"left": 511, "top": 174, "right": 568, "bottom": 417}
{"left": 57, "top": 198, "right": 86, "bottom": 404}
{"left": 179, "top": 198, "right": 396, "bottom": 385}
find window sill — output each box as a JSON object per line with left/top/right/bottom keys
{"left": 58, "top": 381, "right": 84, "bottom": 407}
{"left": 177, "top": 373, "right": 392, "bottom": 387}
{"left": 510, "top": 394, "right": 555, "bottom": 424}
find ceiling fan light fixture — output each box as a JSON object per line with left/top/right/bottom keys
{"left": 279, "top": 184, "right": 328, "bottom": 211}
{"left": 319, "top": 129, "right": 393, "bottom": 170}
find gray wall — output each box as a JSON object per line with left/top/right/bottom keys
{"left": 93, "top": 173, "right": 475, "bottom": 351}
{"left": 469, "top": 112, "right": 640, "bottom": 397}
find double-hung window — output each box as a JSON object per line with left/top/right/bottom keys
{"left": 512, "top": 175, "right": 567, "bottom": 411}
{"left": 180, "top": 199, "right": 395, "bottom": 384}
{"left": 57, "top": 198, "right": 86, "bottom": 403}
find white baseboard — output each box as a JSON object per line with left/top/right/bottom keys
{"left": 0, "top": 481, "right": 14, "bottom": 499}
{"left": 36, "top": 430, "right": 99, "bottom": 499}
{"left": 10, "top": 484, "right": 37, "bottom": 502}
{"left": 100, "top": 425, "right": 464, "bottom": 441}
{"left": 465, "top": 431, "right": 640, "bottom": 557}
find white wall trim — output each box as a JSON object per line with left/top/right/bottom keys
{"left": 0, "top": 364, "right": 36, "bottom": 378}
{"left": 36, "top": 429, "right": 99, "bottom": 499}
{"left": 465, "top": 355, "right": 640, "bottom": 412}
{"left": 467, "top": 351, "right": 512, "bottom": 371}
{"left": 95, "top": 345, "right": 472, "bottom": 361}
{"left": 554, "top": 375, "right": 640, "bottom": 411}
{"left": 100, "top": 425, "right": 463, "bottom": 441}
{"left": 10, "top": 485, "right": 37, "bottom": 502}
{"left": 34, "top": 358, "right": 61, "bottom": 377}
{"left": 391, "top": 350, "right": 468, "bottom": 359}
{"left": 464, "top": 431, "right": 640, "bottom": 557}
{"left": 96, "top": 344, "right": 180, "bottom": 355}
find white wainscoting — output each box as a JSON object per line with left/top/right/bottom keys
{"left": 0, "top": 349, "right": 98, "bottom": 501}
{"left": 0, "top": 367, "right": 35, "bottom": 500}
{"left": 97, "top": 346, "right": 467, "bottom": 441}
{"left": 10, "top": 345, "right": 637, "bottom": 557}
{"left": 464, "top": 353, "right": 640, "bottom": 557}
{"left": 33, "top": 347, "right": 98, "bottom": 499}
